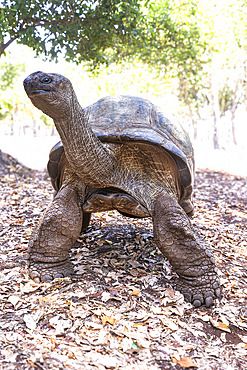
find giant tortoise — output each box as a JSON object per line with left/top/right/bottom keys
{"left": 23, "top": 71, "right": 220, "bottom": 308}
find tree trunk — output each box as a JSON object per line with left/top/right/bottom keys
{"left": 51, "top": 125, "right": 56, "bottom": 136}
{"left": 231, "top": 106, "right": 238, "bottom": 146}
{"left": 10, "top": 115, "right": 14, "bottom": 136}
{"left": 209, "top": 78, "right": 220, "bottom": 149}
{"left": 230, "top": 82, "right": 238, "bottom": 146}
{"left": 212, "top": 115, "right": 220, "bottom": 149}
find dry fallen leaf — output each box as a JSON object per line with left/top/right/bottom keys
{"left": 236, "top": 343, "right": 247, "bottom": 349}
{"left": 172, "top": 356, "right": 198, "bottom": 368}
{"left": 49, "top": 316, "right": 72, "bottom": 334}
{"left": 8, "top": 295, "right": 21, "bottom": 307}
{"left": 27, "top": 359, "right": 36, "bottom": 367}
{"left": 159, "top": 316, "right": 179, "bottom": 331}
{"left": 101, "top": 291, "right": 112, "bottom": 302}
{"left": 84, "top": 321, "right": 103, "bottom": 330}
{"left": 20, "top": 281, "right": 40, "bottom": 293}
{"left": 50, "top": 337, "right": 56, "bottom": 344}
{"left": 39, "top": 296, "right": 53, "bottom": 304}
{"left": 23, "top": 313, "right": 40, "bottom": 331}
{"left": 97, "top": 354, "right": 120, "bottom": 368}
{"left": 209, "top": 318, "right": 231, "bottom": 333}
{"left": 102, "top": 315, "right": 115, "bottom": 326}
{"left": 130, "top": 289, "right": 141, "bottom": 296}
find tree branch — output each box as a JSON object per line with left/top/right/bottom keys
{"left": 0, "top": 35, "right": 19, "bottom": 57}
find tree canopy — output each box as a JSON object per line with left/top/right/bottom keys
{"left": 0, "top": 0, "right": 143, "bottom": 65}
{"left": 1, "top": 0, "right": 206, "bottom": 73}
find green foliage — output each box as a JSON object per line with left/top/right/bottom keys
{"left": 0, "top": 0, "right": 142, "bottom": 66}
{"left": 0, "top": 62, "right": 25, "bottom": 91}
{"left": 0, "top": 61, "right": 26, "bottom": 120}
{"left": 40, "top": 114, "right": 53, "bottom": 127}
{"left": 0, "top": 0, "right": 209, "bottom": 75}
{"left": 115, "top": 0, "right": 210, "bottom": 117}
{"left": 131, "top": 0, "right": 207, "bottom": 78}
{"left": 0, "top": 99, "right": 12, "bottom": 120}
{"left": 218, "top": 80, "right": 244, "bottom": 116}
{"left": 218, "top": 85, "right": 235, "bottom": 115}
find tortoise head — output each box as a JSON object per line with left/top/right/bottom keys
{"left": 23, "top": 71, "right": 75, "bottom": 120}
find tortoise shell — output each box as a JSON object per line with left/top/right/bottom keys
{"left": 48, "top": 95, "right": 194, "bottom": 203}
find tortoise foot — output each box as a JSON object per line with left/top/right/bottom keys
{"left": 28, "top": 260, "right": 74, "bottom": 282}
{"left": 175, "top": 273, "right": 221, "bottom": 308}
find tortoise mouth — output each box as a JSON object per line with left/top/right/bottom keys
{"left": 26, "top": 89, "right": 52, "bottom": 97}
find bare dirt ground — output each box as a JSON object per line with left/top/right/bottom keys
{"left": 0, "top": 152, "right": 247, "bottom": 369}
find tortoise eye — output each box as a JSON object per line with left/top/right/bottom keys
{"left": 41, "top": 76, "right": 52, "bottom": 84}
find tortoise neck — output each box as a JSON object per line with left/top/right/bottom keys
{"left": 54, "top": 94, "right": 115, "bottom": 186}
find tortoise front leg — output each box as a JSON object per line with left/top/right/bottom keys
{"left": 27, "top": 183, "right": 83, "bottom": 282}
{"left": 153, "top": 194, "right": 221, "bottom": 308}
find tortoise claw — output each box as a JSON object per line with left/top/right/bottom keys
{"left": 193, "top": 299, "right": 202, "bottom": 308}
{"left": 175, "top": 274, "right": 221, "bottom": 308}
{"left": 28, "top": 260, "right": 74, "bottom": 282}
{"left": 205, "top": 296, "right": 214, "bottom": 308}
{"left": 33, "top": 276, "right": 41, "bottom": 283}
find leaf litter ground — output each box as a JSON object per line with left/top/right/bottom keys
{"left": 0, "top": 156, "right": 247, "bottom": 369}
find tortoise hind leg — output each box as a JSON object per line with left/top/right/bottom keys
{"left": 152, "top": 193, "right": 221, "bottom": 307}
{"left": 81, "top": 212, "right": 91, "bottom": 232}
{"left": 27, "top": 183, "right": 83, "bottom": 282}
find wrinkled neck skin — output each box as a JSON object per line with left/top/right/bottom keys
{"left": 53, "top": 93, "right": 116, "bottom": 187}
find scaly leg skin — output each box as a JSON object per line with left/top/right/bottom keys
{"left": 153, "top": 194, "right": 221, "bottom": 308}
{"left": 27, "top": 183, "right": 83, "bottom": 282}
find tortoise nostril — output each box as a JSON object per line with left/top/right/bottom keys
{"left": 23, "top": 77, "right": 31, "bottom": 86}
